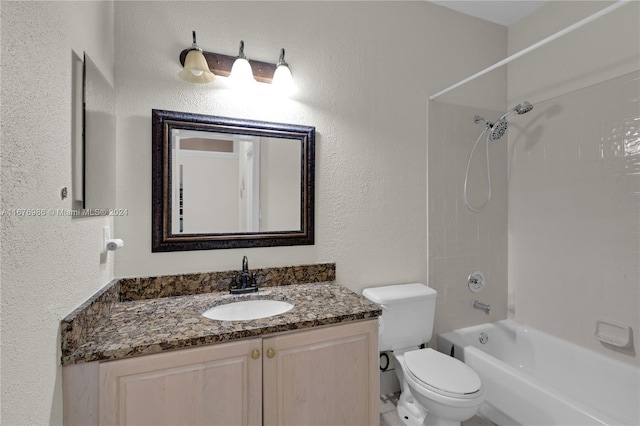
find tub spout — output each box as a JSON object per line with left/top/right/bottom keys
{"left": 473, "top": 300, "right": 491, "bottom": 315}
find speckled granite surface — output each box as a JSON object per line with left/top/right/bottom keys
{"left": 60, "top": 278, "right": 120, "bottom": 362}
{"left": 119, "top": 263, "right": 336, "bottom": 301}
{"left": 61, "top": 264, "right": 380, "bottom": 366}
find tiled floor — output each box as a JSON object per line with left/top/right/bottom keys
{"left": 380, "top": 393, "right": 496, "bottom": 426}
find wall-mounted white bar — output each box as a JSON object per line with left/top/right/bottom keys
{"left": 429, "top": 0, "right": 631, "bottom": 101}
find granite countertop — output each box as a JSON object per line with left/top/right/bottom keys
{"left": 63, "top": 282, "right": 381, "bottom": 365}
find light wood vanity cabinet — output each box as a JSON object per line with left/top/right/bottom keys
{"left": 64, "top": 319, "right": 379, "bottom": 425}
{"left": 99, "top": 339, "right": 263, "bottom": 425}
{"left": 263, "top": 319, "right": 379, "bottom": 425}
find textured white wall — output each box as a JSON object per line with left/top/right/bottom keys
{"left": 113, "top": 1, "right": 507, "bottom": 294}
{"left": 1, "top": 2, "right": 115, "bottom": 425}
{"left": 507, "top": 1, "right": 640, "bottom": 366}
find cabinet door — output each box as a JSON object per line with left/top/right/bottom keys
{"left": 263, "top": 320, "right": 379, "bottom": 426}
{"left": 99, "top": 339, "right": 262, "bottom": 425}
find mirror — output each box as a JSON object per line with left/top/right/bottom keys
{"left": 152, "top": 110, "right": 315, "bottom": 251}
{"left": 71, "top": 52, "right": 116, "bottom": 215}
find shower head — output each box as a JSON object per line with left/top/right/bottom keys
{"left": 478, "top": 101, "right": 534, "bottom": 141}
{"left": 473, "top": 114, "right": 508, "bottom": 141}
{"left": 498, "top": 101, "right": 534, "bottom": 121}
{"left": 514, "top": 101, "right": 533, "bottom": 115}
{"left": 489, "top": 119, "right": 508, "bottom": 141}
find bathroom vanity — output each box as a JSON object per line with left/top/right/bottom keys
{"left": 61, "top": 264, "right": 381, "bottom": 425}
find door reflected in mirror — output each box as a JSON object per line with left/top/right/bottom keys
{"left": 152, "top": 110, "right": 315, "bottom": 252}
{"left": 172, "top": 129, "right": 301, "bottom": 234}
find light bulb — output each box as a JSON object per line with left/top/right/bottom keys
{"left": 271, "top": 49, "right": 296, "bottom": 95}
{"left": 178, "top": 31, "right": 215, "bottom": 84}
{"left": 229, "top": 41, "right": 256, "bottom": 88}
{"left": 272, "top": 63, "right": 296, "bottom": 95}
{"left": 230, "top": 58, "right": 255, "bottom": 86}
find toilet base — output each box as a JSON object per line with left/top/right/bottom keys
{"left": 396, "top": 389, "right": 464, "bottom": 426}
{"left": 396, "top": 390, "right": 427, "bottom": 426}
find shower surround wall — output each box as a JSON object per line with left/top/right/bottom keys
{"left": 428, "top": 102, "right": 509, "bottom": 344}
{"left": 508, "top": 71, "right": 640, "bottom": 367}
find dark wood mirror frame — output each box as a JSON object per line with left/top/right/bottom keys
{"left": 152, "top": 109, "right": 315, "bottom": 252}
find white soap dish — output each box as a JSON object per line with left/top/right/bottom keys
{"left": 594, "top": 319, "right": 633, "bottom": 348}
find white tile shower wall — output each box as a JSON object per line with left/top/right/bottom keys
{"left": 508, "top": 71, "right": 640, "bottom": 367}
{"left": 428, "top": 102, "right": 509, "bottom": 346}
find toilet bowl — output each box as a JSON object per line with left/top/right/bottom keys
{"left": 397, "top": 349, "right": 484, "bottom": 426}
{"left": 362, "top": 283, "right": 485, "bottom": 426}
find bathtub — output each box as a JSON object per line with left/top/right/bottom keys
{"left": 437, "top": 320, "right": 639, "bottom": 426}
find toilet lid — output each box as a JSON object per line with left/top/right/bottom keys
{"left": 404, "top": 349, "right": 481, "bottom": 396}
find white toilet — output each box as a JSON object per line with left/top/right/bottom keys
{"left": 363, "top": 283, "right": 484, "bottom": 426}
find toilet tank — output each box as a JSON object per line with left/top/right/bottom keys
{"left": 362, "top": 283, "right": 437, "bottom": 351}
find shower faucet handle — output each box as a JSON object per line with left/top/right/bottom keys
{"left": 468, "top": 272, "right": 486, "bottom": 293}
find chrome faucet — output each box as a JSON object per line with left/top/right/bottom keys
{"left": 230, "top": 256, "right": 258, "bottom": 294}
{"left": 241, "top": 256, "right": 250, "bottom": 285}
{"left": 473, "top": 300, "right": 491, "bottom": 315}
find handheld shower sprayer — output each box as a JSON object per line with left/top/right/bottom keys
{"left": 513, "top": 101, "right": 534, "bottom": 115}
{"left": 474, "top": 101, "right": 534, "bottom": 141}
{"left": 490, "top": 101, "right": 534, "bottom": 141}
{"left": 464, "top": 101, "right": 534, "bottom": 212}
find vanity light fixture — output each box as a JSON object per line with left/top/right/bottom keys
{"left": 178, "top": 31, "right": 216, "bottom": 84}
{"left": 229, "top": 40, "right": 256, "bottom": 86}
{"left": 178, "top": 37, "right": 291, "bottom": 87}
{"left": 271, "top": 48, "right": 297, "bottom": 95}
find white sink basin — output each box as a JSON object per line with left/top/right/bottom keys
{"left": 202, "top": 299, "right": 294, "bottom": 321}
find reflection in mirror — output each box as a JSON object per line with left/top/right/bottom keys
{"left": 71, "top": 52, "right": 84, "bottom": 212}
{"left": 152, "top": 110, "right": 315, "bottom": 251}
{"left": 172, "top": 129, "right": 301, "bottom": 234}
{"left": 71, "top": 52, "right": 116, "bottom": 215}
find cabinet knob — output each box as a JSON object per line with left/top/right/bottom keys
{"left": 267, "top": 348, "right": 276, "bottom": 358}
{"left": 251, "top": 349, "right": 260, "bottom": 359}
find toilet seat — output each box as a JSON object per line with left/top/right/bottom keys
{"left": 403, "top": 349, "right": 482, "bottom": 399}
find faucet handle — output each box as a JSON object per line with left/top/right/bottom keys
{"left": 251, "top": 272, "right": 269, "bottom": 286}
{"left": 250, "top": 273, "right": 257, "bottom": 286}
{"left": 228, "top": 274, "right": 239, "bottom": 289}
